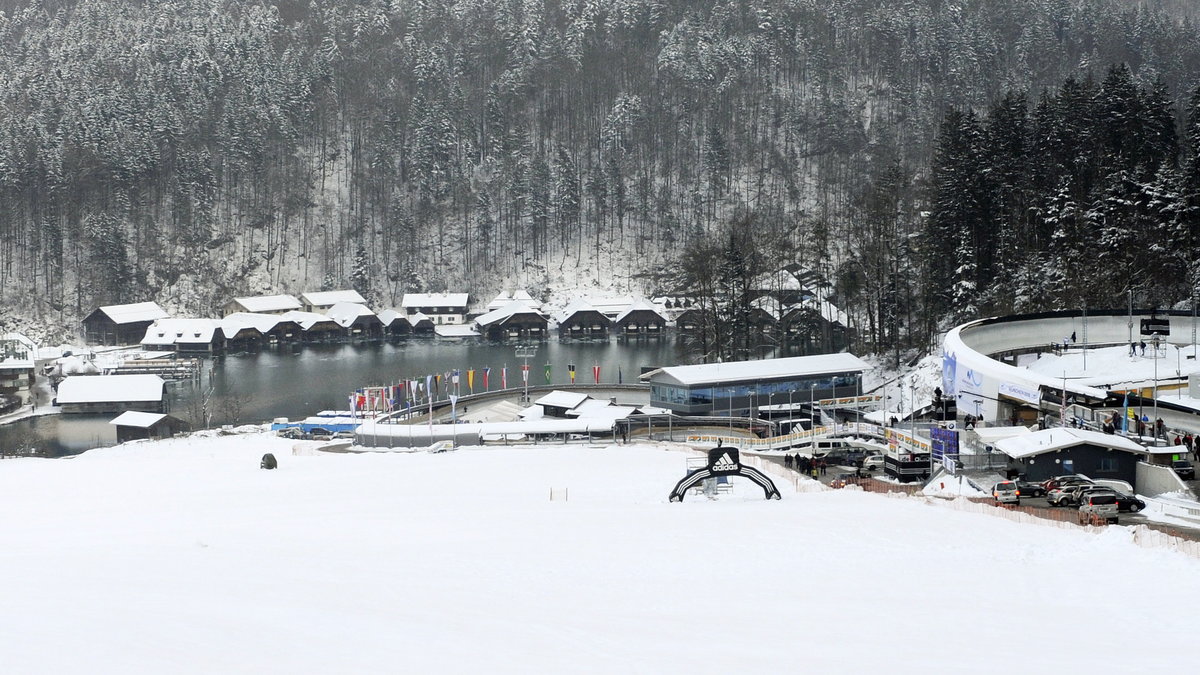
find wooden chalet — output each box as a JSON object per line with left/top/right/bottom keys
{"left": 377, "top": 309, "right": 412, "bottom": 337}
{"left": 83, "top": 302, "right": 169, "bottom": 346}
{"left": 614, "top": 299, "right": 667, "bottom": 336}
{"left": 555, "top": 300, "right": 611, "bottom": 338}
{"left": 473, "top": 301, "right": 548, "bottom": 340}
{"left": 57, "top": 374, "right": 166, "bottom": 414}
{"left": 110, "top": 411, "right": 189, "bottom": 444}
{"left": 222, "top": 294, "right": 302, "bottom": 316}
{"left": 280, "top": 311, "right": 345, "bottom": 341}
{"left": 140, "top": 319, "right": 226, "bottom": 353}
{"left": 326, "top": 302, "right": 384, "bottom": 339}
{"left": 300, "top": 289, "right": 367, "bottom": 315}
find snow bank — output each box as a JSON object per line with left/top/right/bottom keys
{"left": 1, "top": 433, "right": 1197, "bottom": 672}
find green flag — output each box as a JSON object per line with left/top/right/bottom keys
{"left": 545, "top": 363, "right": 552, "bottom": 384}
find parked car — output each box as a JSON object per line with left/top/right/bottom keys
{"left": 1042, "top": 475, "right": 1092, "bottom": 492}
{"left": 1048, "top": 484, "right": 1090, "bottom": 507}
{"left": 1074, "top": 485, "right": 1118, "bottom": 507}
{"left": 1016, "top": 480, "right": 1046, "bottom": 498}
{"left": 862, "top": 454, "right": 885, "bottom": 471}
{"left": 1172, "top": 460, "right": 1196, "bottom": 481}
{"left": 843, "top": 449, "right": 871, "bottom": 465}
{"left": 1078, "top": 493, "right": 1119, "bottom": 525}
{"left": 1111, "top": 491, "right": 1146, "bottom": 513}
{"left": 993, "top": 480, "right": 1020, "bottom": 505}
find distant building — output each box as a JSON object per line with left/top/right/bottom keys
{"left": 534, "top": 391, "right": 590, "bottom": 418}
{"left": 57, "top": 374, "right": 166, "bottom": 414}
{"left": 300, "top": 290, "right": 368, "bottom": 314}
{"left": 486, "top": 290, "right": 537, "bottom": 313}
{"left": 221, "top": 313, "right": 303, "bottom": 345}
{"left": 994, "top": 428, "right": 1172, "bottom": 491}
{"left": 377, "top": 309, "right": 412, "bottom": 337}
{"left": 110, "top": 411, "right": 189, "bottom": 444}
{"left": 140, "top": 319, "right": 226, "bottom": 353}
{"left": 641, "top": 353, "right": 868, "bottom": 416}
{"left": 325, "top": 302, "right": 383, "bottom": 338}
{"left": 401, "top": 293, "right": 469, "bottom": 325}
{"left": 279, "top": 311, "right": 345, "bottom": 340}
{"left": 555, "top": 301, "right": 611, "bottom": 338}
{"left": 614, "top": 299, "right": 667, "bottom": 336}
{"left": 223, "top": 294, "right": 302, "bottom": 316}
{"left": 0, "top": 333, "right": 37, "bottom": 404}
{"left": 82, "top": 302, "right": 170, "bottom": 346}
{"left": 473, "top": 301, "right": 548, "bottom": 340}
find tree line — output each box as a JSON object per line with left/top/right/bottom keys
{"left": 0, "top": 0, "right": 1199, "bottom": 360}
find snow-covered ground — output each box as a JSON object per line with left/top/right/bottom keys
{"left": 1027, "top": 343, "right": 1200, "bottom": 391}
{"left": 3, "top": 433, "right": 1198, "bottom": 672}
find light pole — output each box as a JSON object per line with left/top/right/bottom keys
{"left": 1153, "top": 333, "right": 1160, "bottom": 436}
{"left": 789, "top": 388, "right": 795, "bottom": 434}
{"left": 810, "top": 384, "right": 816, "bottom": 432}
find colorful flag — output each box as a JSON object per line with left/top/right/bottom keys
{"left": 1123, "top": 392, "right": 1131, "bottom": 433}
{"left": 521, "top": 364, "right": 530, "bottom": 385}
{"left": 618, "top": 365, "right": 623, "bottom": 384}
{"left": 569, "top": 363, "right": 576, "bottom": 384}
{"left": 593, "top": 364, "right": 600, "bottom": 384}
{"left": 426, "top": 374, "right": 433, "bottom": 401}
{"left": 544, "top": 363, "right": 551, "bottom": 384}
{"left": 483, "top": 367, "right": 490, "bottom": 390}
{"left": 467, "top": 369, "right": 475, "bottom": 392}
{"left": 502, "top": 366, "right": 508, "bottom": 389}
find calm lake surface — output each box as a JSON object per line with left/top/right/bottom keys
{"left": 2, "top": 337, "right": 691, "bottom": 456}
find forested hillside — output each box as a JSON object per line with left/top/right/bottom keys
{"left": 1, "top": 0, "right": 1199, "bottom": 353}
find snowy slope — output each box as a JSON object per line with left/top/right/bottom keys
{"left": 1, "top": 434, "right": 1198, "bottom": 672}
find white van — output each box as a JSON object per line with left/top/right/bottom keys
{"left": 992, "top": 480, "right": 1020, "bottom": 505}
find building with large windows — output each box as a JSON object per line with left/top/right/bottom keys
{"left": 640, "top": 353, "right": 868, "bottom": 416}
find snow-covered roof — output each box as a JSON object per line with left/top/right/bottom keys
{"left": 408, "top": 311, "right": 434, "bottom": 327}
{"left": 280, "top": 311, "right": 341, "bottom": 331}
{"left": 0, "top": 333, "right": 36, "bottom": 368}
{"left": 587, "top": 296, "right": 636, "bottom": 317}
{"left": 993, "top": 428, "right": 1155, "bottom": 459}
{"left": 141, "top": 319, "right": 223, "bottom": 346}
{"left": 784, "top": 297, "right": 849, "bottom": 327}
{"left": 566, "top": 399, "right": 639, "bottom": 422}
{"left": 973, "top": 426, "right": 1032, "bottom": 444}
{"left": 402, "top": 293, "right": 469, "bottom": 309}
{"left": 57, "top": 375, "right": 165, "bottom": 404}
{"left": 222, "top": 313, "right": 284, "bottom": 335}
{"left": 535, "top": 391, "right": 589, "bottom": 410}
{"left": 300, "top": 290, "right": 367, "bottom": 307}
{"left": 357, "top": 417, "right": 617, "bottom": 438}
{"left": 615, "top": 298, "right": 666, "bottom": 324}
{"left": 474, "top": 301, "right": 545, "bottom": 328}
{"left": 486, "top": 290, "right": 536, "bottom": 311}
{"left": 97, "top": 302, "right": 169, "bottom": 325}
{"left": 554, "top": 300, "right": 607, "bottom": 324}
{"left": 752, "top": 269, "right": 808, "bottom": 292}
{"left": 643, "top": 353, "right": 869, "bottom": 387}
{"left": 230, "top": 294, "right": 301, "bottom": 313}
{"left": 325, "top": 302, "right": 377, "bottom": 328}
{"left": 109, "top": 411, "right": 168, "bottom": 428}
{"left": 751, "top": 296, "right": 782, "bottom": 318}
{"left": 376, "top": 309, "right": 407, "bottom": 327}
{"left": 435, "top": 325, "right": 480, "bottom": 338}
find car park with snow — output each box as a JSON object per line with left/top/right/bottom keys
{"left": 1078, "top": 493, "right": 1119, "bottom": 525}
{"left": 1172, "top": 460, "right": 1196, "bottom": 480}
{"left": 1048, "top": 483, "right": 1091, "bottom": 506}
{"left": 862, "top": 454, "right": 885, "bottom": 471}
{"left": 1016, "top": 480, "right": 1046, "bottom": 497}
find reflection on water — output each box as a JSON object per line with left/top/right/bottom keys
{"left": 1, "top": 337, "right": 690, "bottom": 457}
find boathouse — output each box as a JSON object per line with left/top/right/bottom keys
{"left": 473, "top": 301, "right": 548, "bottom": 340}
{"left": 377, "top": 309, "right": 412, "bottom": 337}
{"left": 408, "top": 311, "right": 436, "bottom": 335}
{"left": 555, "top": 301, "right": 611, "bottom": 338}
{"left": 641, "top": 353, "right": 868, "bottom": 417}
{"left": 222, "top": 294, "right": 302, "bottom": 316}
{"left": 57, "top": 374, "right": 166, "bottom": 414}
{"left": 82, "top": 302, "right": 170, "bottom": 346}
{"left": 110, "top": 411, "right": 189, "bottom": 443}
{"left": 673, "top": 308, "right": 711, "bottom": 334}
{"left": 280, "top": 310, "right": 345, "bottom": 341}
{"left": 614, "top": 299, "right": 667, "bottom": 336}
{"left": 300, "top": 289, "right": 368, "bottom": 314}
{"left": 141, "top": 319, "right": 226, "bottom": 353}
{"left": 401, "top": 293, "right": 469, "bottom": 325}
{"left": 222, "top": 313, "right": 303, "bottom": 344}
{"left": 486, "top": 290, "right": 538, "bottom": 312}
{"left": 326, "top": 302, "right": 384, "bottom": 338}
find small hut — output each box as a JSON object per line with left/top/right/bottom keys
{"left": 110, "top": 411, "right": 189, "bottom": 444}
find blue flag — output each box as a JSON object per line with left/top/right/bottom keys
{"left": 1122, "top": 392, "right": 1129, "bottom": 434}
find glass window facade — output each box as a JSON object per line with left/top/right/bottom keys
{"left": 651, "top": 371, "right": 861, "bottom": 413}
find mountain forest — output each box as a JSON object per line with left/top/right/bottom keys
{"left": 3, "top": 0, "right": 1200, "bottom": 358}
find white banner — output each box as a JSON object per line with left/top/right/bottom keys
{"left": 998, "top": 381, "right": 1040, "bottom": 406}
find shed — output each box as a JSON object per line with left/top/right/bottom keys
{"left": 222, "top": 313, "right": 303, "bottom": 344}
{"left": 223, "top": 294, "right": 301, "bottom": 316}
{"left": 325, "top": 302, "right": 384, "bottom": 338}
{"left": 82, "top": 302, "right": 169, "bottom": 346}
{"left": 614, "top": 299, "right": 667, "bottom": 335}
{"left": 57, "top": 374, "right": 166, "bottom": 414}
{"left": 473, "top": 301, "right": 548, "bottom": 340}
{"left": 408, "top": 311, "right": 435, "bottom": 335}
{"left": 555, "top": 300, "right": 611, "bottom": 338}
{"left": 534, "top": 390, "right": 590, "bottom": 418}
{"left": 280, "top": 311, "right": 345, "bottom": 340}
{"left": 110, "top": 411, "right": 189, "bottom": 443}
{"left": 140, "top": 319, "right": 226, "bottom": 353}
{"left": 377, "top": 309, "right": 412, "bottom": 337}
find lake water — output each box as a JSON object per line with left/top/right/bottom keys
{"left": 1, "top": 337, "right": 689, "bottom": 456}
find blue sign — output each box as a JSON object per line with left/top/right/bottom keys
{"left": 930, "top": 427, "right": 960, "bottom": 462}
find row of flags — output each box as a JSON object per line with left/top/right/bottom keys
{"left": 347, "top": 363, "right": 625, "bottom": 415}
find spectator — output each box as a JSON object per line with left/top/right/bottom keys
{"left": 1140, "top": 340, "right": 1146, "bottom": 356}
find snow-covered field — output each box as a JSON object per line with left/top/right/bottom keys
{"left": 3, "top": 433, "right": 1199, "bottom": 673}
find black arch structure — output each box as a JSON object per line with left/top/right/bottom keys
{"left": 669, "top": 465, "right": 781, "bottom": 502}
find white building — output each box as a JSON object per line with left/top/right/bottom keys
{"left": 57, "top": 374, "right": 166, "bottom": 414}
{"left": 300, "top": 290, "right": 368, "bottom": 314}
{"left": 401, "top": 293, "right": 470, "bottom": 325}
{"left": 0, "top": 333, "right": 37, "bottom": 403}
{"left": 223, "top": 294, "right": 302, "bottom": 316}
